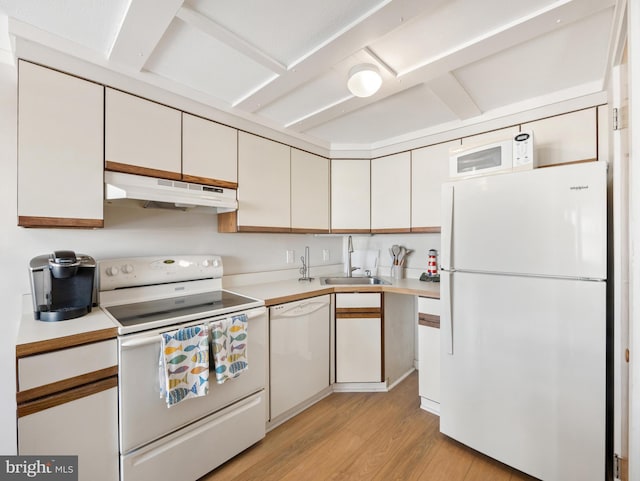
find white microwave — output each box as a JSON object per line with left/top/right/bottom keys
{"left": 449, "top": 131, "right": 535, "bottom": 179}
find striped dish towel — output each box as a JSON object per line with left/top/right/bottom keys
{"left": 210, "top": 313, "right": 249, "bottom": 384}
{"left": 159, "top": 324, "right": 209, "bottom": 407}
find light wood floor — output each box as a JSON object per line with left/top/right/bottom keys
{"left": 200, "top": 372, "right": 538, "bottom": 481}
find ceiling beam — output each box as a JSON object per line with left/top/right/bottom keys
{"left": 233, "top": 0, "right": 450, "bottom": 111}
{"left": 291, "top": 0, "right": 614, "bottom": 133}
{"left": 108, "top": 0, "right": 184, "bottom": 71}
{"left": 427, "top": 72, "right": 481, "bottom": 120}
{"left": 175, "top": 5, "right": 287, "bottom": 75}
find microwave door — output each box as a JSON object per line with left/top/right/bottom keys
{"left": 457, "top": 146, "right": 502, "bottom": 174}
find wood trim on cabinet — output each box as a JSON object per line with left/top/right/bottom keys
{"left": 264, "top": 289, "right": 335, "bottom": 307}
{"left": 16, "top": 328, "right": 118, "bottom": 358}
{"left": 290, "top": 228, "right": 331, "bottom": 234}
{"left": 216, "top": 211, "right": 294, "bottom": 234}
{"left": 181, "top": 174, "right": 238, "bottom": 189}
{"left": 18, "top": 216, "right": 104, "bottom": 229}
{"left": 330, "top": 229, "right": 371, "bottom": 234}
{"left": 411, "top": 226, "right": 441, "bottom": 233}
{"left": 238, "top": 226, "right": 292, "bottom": 233}
{"left": 336, "top": 308, "right": 382, "bottom": 318}
{"left": 17, "top": 376, "right": 117, "bottom": 418}
{"left": 370, "top": 228, "right": 411, "bottom": 234}
{"left": 105, "top": 161, "right": 181, "bottom": 181}
{"left": 217, "top": 211, "right": 238, "bottom": 232}
{"left": 17, "top": 366, "right": 118, "bottom": 404}
{"left": 418, "top": 313, "right": 440, "bottom": 329}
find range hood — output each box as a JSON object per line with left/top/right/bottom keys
{"left": 105, "top": 171, "right": 237, "bottom": 212}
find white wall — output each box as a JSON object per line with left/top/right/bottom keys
{"left": 0, "top": 61, "right": 343, "bottom": 454}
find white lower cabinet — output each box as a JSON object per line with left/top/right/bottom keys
{"left": 18, "top": 386, "right": 119, "bottom": 481}
{"left": 16, "top": 339, "right": 119, "bottom": 481}
{"left": 418, "top": 297, "right": 440, "bottom": 414}
{"left": 335, "top": 293, "right": 382, "bottom": 383}
{"left": 269, "top": 296, "right": 331, "bottom": 421}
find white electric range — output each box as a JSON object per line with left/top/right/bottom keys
{"left": 98, "top": 255, "right": 267, "bottom": 481}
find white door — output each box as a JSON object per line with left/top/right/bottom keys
{"left": 442, "top": 161, "right": 607, "bottom": 278}
{"left": 611, "top": 42, "right": 630, "bottom": 480}
{"left": 440, "top": 271, "right": 606, "bottom": 481}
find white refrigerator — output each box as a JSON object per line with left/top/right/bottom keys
{"left": 439, "top": 161, "right": 607, "bottom": 481}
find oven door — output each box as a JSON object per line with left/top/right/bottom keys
{"left": 118, "top": 306, "right": 267, "bottom": 454}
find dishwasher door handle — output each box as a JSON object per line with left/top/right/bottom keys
{"left": 271, "top": 301, "right": 329, "bottom": 318}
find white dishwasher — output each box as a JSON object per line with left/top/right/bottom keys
{"left": 269, "top": 295, "right": 331, "bottom": 420}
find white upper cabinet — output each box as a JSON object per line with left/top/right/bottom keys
{"left": 182, "top": 113, "right": 238, "bottom": 188}
{"left": 18, "top": 61, "right": 104, "bottom": 227}
{"left": 331, "top": 158, "right": 370, "bottom": 233}
{"left": 371, "top": 152, "right": 411, "bottom": 232}
{"left": 461, "top": 126, "right": 519, "bottom": 147}
{"left": 236, "top": 132, "right": 291, "bottom": 231}
{"left": 291, "top": 149, "right": 330, "bottom": 233}
{"left": 411, "top": 140, "right": 458, "bottom": 231}
{"left": 105, "top": 88, "right": 181, "bottom": 179}
{"left": 521, "top": 108, "right": 597, "bottom": 167}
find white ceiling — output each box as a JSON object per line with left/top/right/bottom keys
{"left": 0, "top": 0, "right": 620, "bottom": 152}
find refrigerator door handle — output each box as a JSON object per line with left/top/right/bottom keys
{"left": 441, "top": 271, "right": 453, "bottom": 355}
{"left": 441, "top": 184, "right": 454, "bottom": 270}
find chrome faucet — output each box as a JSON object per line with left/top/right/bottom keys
{"left": 346, "top": 235, "right": 360, "bottom": 277}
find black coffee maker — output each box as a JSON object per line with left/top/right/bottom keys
{"left": 29, "top": 250, "right": 96, "bottom": 322}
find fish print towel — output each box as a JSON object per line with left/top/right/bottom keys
{"left": 210, "top": 313, "right": 249, "bottom": 384}
{"left": 159, "top": 324, "right": 209, "bottom": 407}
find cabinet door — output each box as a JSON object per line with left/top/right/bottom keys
{"left": 461, "top": 126, "right": 519, "bottom": 147}
{"left": 18, "top": 386, "right": 119, "bottom": 481}
{"left": 418, "top": 325, "right": 440, "bottom": 404}
{"left": 18, "top": 61, "right": 104, "bottom": 227}
{"left": 291, "top": 149, "right": 330, "bottom": 233}
{"left": 105, "top": 88, "right": 181, "bottom": 179}
{"left": 331, "top": 158, "right": 370, "bottom": 233}
{"left": 418, "top": 296, "right": 440, "bottom": 412}
{"left": 521, "top": 108, "right": 597, "bottom": 167}
{"left": 237, "top": 132, "right": 290, "bottom": 231}
{"left": 371, "top": 152, "right": 411, "bottom": 233}
{"left": 411, "top": 141, "right": 456, "bottom": 231}
{"left": 182, "top": 113, "right": 238, "bottom": 188}
{"left": 336, "top": 317, "right": 382, "bottom": 382}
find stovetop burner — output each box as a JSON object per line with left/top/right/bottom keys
{"left": 98, "top": 255, "right": 264, "bottom": 334}
{"left": 104, "top": 290, "right": 257, "bottom": 328}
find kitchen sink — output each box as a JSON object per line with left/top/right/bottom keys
{"left": 319, "top": 276, "right": 390, "bottom": 286}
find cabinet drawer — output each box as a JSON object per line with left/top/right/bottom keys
{"left": 336, "top": 293, "right": 380, "bottom": 309}
{"left": 418, "top": 297, "right": 440, "bottom": 316}
{"left": 18, "top": 340, "right": 117, "bottom": 391}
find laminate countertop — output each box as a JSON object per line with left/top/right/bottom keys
{"left": 16, "top": 294, "right": 119, "bottom": 358}
{"left": 229, "top": 276, "right": 440, "bottom": 307}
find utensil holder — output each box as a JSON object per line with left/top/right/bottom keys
{"left": 391, "top": 265, "right": 403, "bottom": 280}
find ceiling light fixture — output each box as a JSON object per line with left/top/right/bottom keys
{"left": 347, "top": 63, "right": 382, "bottom": 98}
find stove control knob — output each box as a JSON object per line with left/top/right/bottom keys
{"left": 213, "top": 258, "right": 221, "bottom": 268}
{"left": 201, "top": 259, "right": 212, "bottom": 268}
{"left": 122, "top": 264, "right": 134, "bottom": 274}
{"left": 105, "top": 266, "right": 119, "bottom": 277}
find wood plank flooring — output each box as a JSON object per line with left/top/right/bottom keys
{"left": 200, "top": 372, "right": 538, "bottom": 481}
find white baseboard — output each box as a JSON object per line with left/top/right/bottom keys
{"left": 420, "top": 396, "right": 440, "bottom": 415}
{"left": 386, "top": 367, "right": 415, "bottom": 391}
{"left": 332, "top": 381, "right": 388, "bottom": 392}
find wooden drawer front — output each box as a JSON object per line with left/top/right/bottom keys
{"left": 418, "top": 296, "right": 440, "bottom": 316}
{"left": 18, "top": 340, "right": 117, "bottom": 391}
{"left": 336, "top": 293, "right": 380, "bottom": 309}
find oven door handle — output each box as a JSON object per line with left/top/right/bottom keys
{"left": 119, "top": 306, "right": 267, "bottom": 349}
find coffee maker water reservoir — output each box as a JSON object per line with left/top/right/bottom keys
{"left": 29, "top": 250, "right": 96, "bottom": 321}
